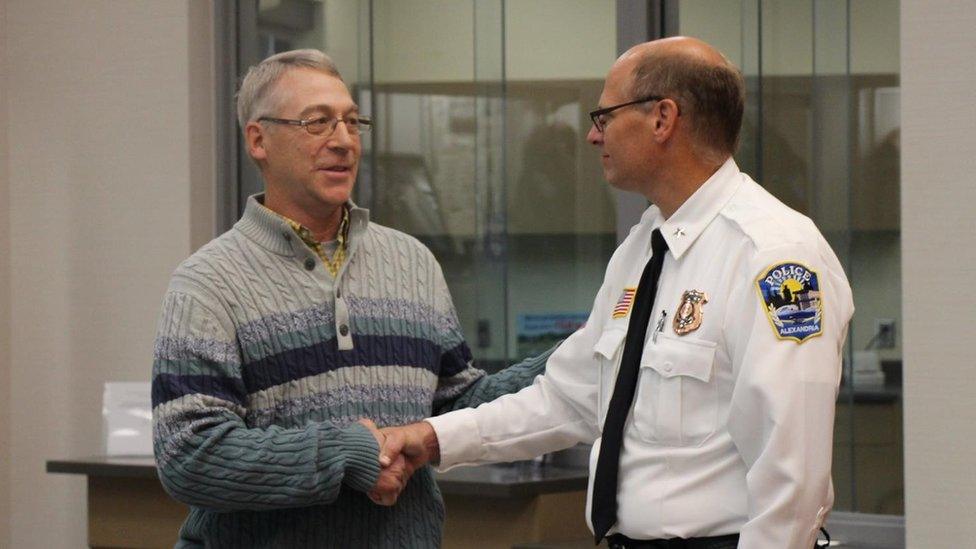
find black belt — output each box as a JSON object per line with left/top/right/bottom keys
{"left": 606, "top": 533, "right": 740, "bottom": 549}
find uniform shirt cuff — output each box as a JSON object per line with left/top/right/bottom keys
{"left": 424, "top": 409, "right": 483, "bottom": 471}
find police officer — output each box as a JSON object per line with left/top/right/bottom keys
{"left": 381, "top": 36, "right": 853, "bottom": 549}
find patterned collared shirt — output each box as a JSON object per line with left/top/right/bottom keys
{"left": 262, "top": 204, "right": 349, "bottom": 278}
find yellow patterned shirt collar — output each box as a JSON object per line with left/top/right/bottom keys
{"left": 261, "top": 204, "right": 350, "bottom": 278}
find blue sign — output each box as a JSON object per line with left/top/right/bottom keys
{"left": 516, "top": 312, "right": 588, "bottom": 355}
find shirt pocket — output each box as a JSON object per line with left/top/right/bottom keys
{"left": 593, "top": 328, "right": 627, "bottom": 429}
{"left": 633, "top": 334, "right": 718, "bottom": 447}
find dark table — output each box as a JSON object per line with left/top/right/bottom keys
{"left": 48, "top": 456, "right": 590, "bottom": 548}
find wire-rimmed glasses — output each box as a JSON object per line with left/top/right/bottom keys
{"left": 258, "top": 114, "right": 372, "bottom": 136}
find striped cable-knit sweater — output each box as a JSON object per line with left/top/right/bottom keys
{"left": 151, "top": 194, "right": 552, "bottom": 548}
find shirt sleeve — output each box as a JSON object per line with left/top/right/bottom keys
{"left": 426, "top": 283, "right": 612, "bottom": 470}
{"left": 726, "top": 244, "right": 854, "bottom": 548}
{"left": 151, "top": 286, "right": 380, "bottom": 511}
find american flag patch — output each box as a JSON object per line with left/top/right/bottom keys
{"left": 612, "top": 288, "right": 637, "bottom": 319}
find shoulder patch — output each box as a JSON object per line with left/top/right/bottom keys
{"left": 756, "top": 262, "right": 823, "bottom": 343}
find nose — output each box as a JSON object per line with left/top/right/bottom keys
{"left": 327, "top": 119, "right": 356, "bottom": 150}
{"left": 586, "top": 124, "right": 603, "bottom": 146}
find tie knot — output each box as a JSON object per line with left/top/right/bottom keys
{"left": 651, "top": 229, "right": 668, "bottom": 256}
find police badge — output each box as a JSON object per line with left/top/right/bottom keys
{"left": 673, "top": 290, "right": 708, "bottom": 335}
{"left": 756, "top": 261, "right": 823, "bottom": 343}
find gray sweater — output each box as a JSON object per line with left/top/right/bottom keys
{"left": 152, "top": 195, "right": 551, "bottom": 548}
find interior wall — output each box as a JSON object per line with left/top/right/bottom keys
{"left": 4, "top": 2, "right": 213, "bottom": 546}
{"left": 0, "top": 1, "right": 12, "bottom": 545}
{"left": 901, "top": 1, "right": 976, "bottom": 546}
{"left": 189, "top": 0, "right": 216, "bottom": 250}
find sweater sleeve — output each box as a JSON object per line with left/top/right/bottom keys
{"left": 434, "top": 342, "right": 558, "bottom": 414}
{"left": 151, "top": 288, "right": 380, "bottom": 511}
{"left": 425, "top": 256, "right": 551, "bottom": 415}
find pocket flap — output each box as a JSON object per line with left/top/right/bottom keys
{"left": 642, "top": 335, "right": 716, "bottom": 382}
{"left": 593, "top": 329, "right": 626, "bottom": 360}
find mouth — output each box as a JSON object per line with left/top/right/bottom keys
{"left": 315, "top": 164, "right": 355, "bottom": 183}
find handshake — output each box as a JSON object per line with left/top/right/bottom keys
{"left": 359, "top": 419, "right": 442, "bottom": 506}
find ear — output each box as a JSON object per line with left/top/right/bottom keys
{"left": 651, "top": 98, "right": 680, "bottom": 143}
{"left": 245, "top": 121, "right": 269, "bottom": 162}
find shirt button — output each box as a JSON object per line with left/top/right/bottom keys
{"left": 339, "top": 324, "right": 349, "bottom": 336}
{"left": 304, "top": 257, "right": 315, "bottom": 270}
{"left": 663, "top": 362, "right": 673, "bottom": 373}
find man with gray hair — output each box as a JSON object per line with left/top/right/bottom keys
{"left": 150, "top": 49, "right": 549, "bottom": 548}
{"left": 382, "top": 37, "right": 853, "bottom": 548}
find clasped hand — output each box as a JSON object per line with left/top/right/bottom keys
{"left": 358, "top": 419, "right": 440, "bottom": 506}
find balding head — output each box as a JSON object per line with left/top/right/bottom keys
{"left": 621, "top": 37, "right": 745, "bottom": 164}
{"left": 624, "top": 36, "right": 730, "bottom": 65}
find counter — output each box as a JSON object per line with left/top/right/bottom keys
{"left": 47, "top": 456, "right": 590, "bottom": 549}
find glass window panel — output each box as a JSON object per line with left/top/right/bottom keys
{"left": 359, "top": 0, "right": 620, "bottom": 368}
{"left": 847, "top": 0, "right": 902, "bottom": 516}
{"left": 502, "top": 0, "right": 618, "bottom": 361}
{"left": 677, "top": 0, "right": 902, "bottom": 518}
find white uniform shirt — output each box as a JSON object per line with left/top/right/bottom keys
{"left": 427, "top": 159, "right": 854, "bottom": 548}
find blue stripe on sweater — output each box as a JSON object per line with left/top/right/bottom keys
{"left": 241, "top": 334, "right": 472, "bottom": 393}
{"left": 153, "top": 336, "right": 473, "bottom": 404}
{"left": 152, "top": 373, "right": 248, "bottom": 408}
{"left": 440, "top": 339, "right": 472, "bottom": 377}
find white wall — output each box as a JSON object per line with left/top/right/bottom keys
{"left": 2, "top": 1, "right": 214, "bottom": 546}
{"left": 901, "top": 1, "right": 976, "bottom": 546}
{"left": 0, "top": 0, "right": 12, "bottom": 545}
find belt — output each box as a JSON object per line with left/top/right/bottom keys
{"left": 606, "top": 533, "right": 740, "bottom": 549}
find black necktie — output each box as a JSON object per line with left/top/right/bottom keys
{"left": 591, "top": 229, "right": 669, "bottom": 543}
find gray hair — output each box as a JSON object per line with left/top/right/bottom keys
{"left": 630, "top": 49, "right": 745, "bottom": 164}
{"left": 236, "top": 49, "right": 342, "bottom": 129}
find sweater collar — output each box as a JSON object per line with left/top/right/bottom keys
{"left": 234, "top": 193, "right": 371, "bottom": 256}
